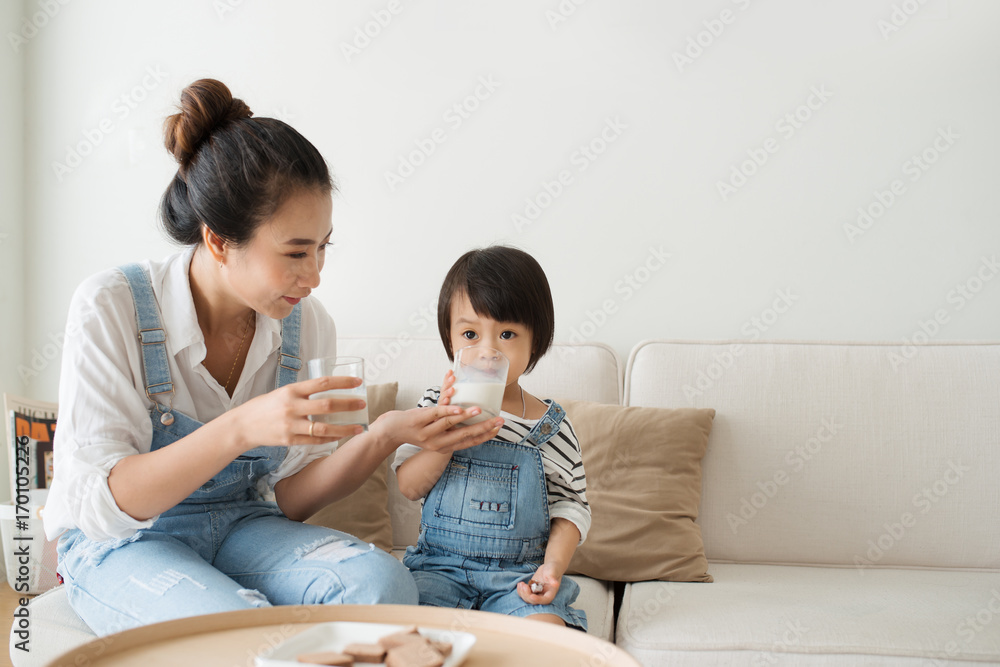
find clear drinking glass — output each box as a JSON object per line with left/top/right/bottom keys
{"left": 449, "top": 346, "right": 509, "bottom": 426}
{"left": 307, "top": 356, "right": 369, "bottom": 431}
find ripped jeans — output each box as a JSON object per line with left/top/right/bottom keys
{"left": 57, "top": 500, "right": 417, "bottom": 636}
{"left": 60, "top": 268, "right": 416, "bottom": 636}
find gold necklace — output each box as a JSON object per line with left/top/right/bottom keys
{"left": 224, "top": 310, "right": 253, "bottom": 394}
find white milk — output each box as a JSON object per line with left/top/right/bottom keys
{"left": 450, "top": 382, "right": 505, "bottom": 425}
{"left": 309, "top": 389, "right": 370, "bottom": 430}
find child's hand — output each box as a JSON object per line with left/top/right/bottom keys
{"left": 516, "top": 563, "right": 561, "bottom": 606}
{"left": 374, "top": 405, "right": 502, "bottom": 454}
{"left": 438, "top": 370, "right": 456, "bottom": 406}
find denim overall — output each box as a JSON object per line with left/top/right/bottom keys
{"left": 56, "top": 263, "right": 415, "bottom": 636}
{"left": 403, "top": 401, "right": 587, "bottom": 629}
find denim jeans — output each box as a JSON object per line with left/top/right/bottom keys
{"left": 402, "top": 548, "right": 586, "bottom": 629}
{"left": 59, "top": 503, "right": 416, "bottom": 635}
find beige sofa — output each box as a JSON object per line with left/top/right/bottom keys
{"left": 12, "top": 338, "right": 1000, "bottom": 666}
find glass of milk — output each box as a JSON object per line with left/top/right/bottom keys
{"left": 307, "top": 356, "right": 369, "bottom": 431}
{"left": 450, "top": 346, "right": 509, "bottom": 426}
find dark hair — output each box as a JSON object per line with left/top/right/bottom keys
{"left": 159, "top": 78, "right": 334, "bottom": 246}
{"left": 437, "top": 246, "right": 555, "bottom": 374}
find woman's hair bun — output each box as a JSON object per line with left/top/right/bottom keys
{"left": 159, "top": 78, "right": 332, "bottom": 248}
{"left": 163, "top": 78, "right": 252, "bottom": 171}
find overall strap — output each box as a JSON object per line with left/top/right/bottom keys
{"left": 275, "top": 303, "right": 303, "bottom": 389}
{"left": 519, "top": 400, "right": 566, "bottom": 447}
{"left": 118, "top": 264, "right": 175, "bottom": 421}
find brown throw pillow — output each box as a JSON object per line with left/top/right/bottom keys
{"left": 562, "top": 400, "right": 715, "bottom": 582}
{"left": 305, "top": 382, "right": 397, "bottom": 552}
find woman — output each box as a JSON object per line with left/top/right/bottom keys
{"left": 42, "top": 79, "right": 504, "bottom": 635}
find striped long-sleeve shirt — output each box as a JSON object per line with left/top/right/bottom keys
{"left": 391, "top": 387, "right": 591, "bottom": 543}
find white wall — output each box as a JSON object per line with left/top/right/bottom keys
{"left": 12, "top": 0, "right": 1000, "bottom": 407}
{"left": 1, "top": 1, "right": 26, "bottom": 502}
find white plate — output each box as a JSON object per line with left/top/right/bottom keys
{"left": 255, "top": 621, "right": 477, "bottom": 666}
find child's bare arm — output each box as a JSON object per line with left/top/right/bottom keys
{"left": 542, "top": 517, "right": 581, "bottom": 575}
{"left": 517, "top": 518, "right": 581, "bottom": 604}
{"left": 396, "top": 449, "right": 453, "bottom": 501}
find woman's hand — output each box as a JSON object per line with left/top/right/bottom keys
{"left": 231, "top": 376, "right": 367, "bottom": 452}
{"left": 517, "top": 563, "right": 562, "bottom": 605}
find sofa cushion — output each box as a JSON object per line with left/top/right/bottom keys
{"left": 626, "top": 340, "right": 1000, "bottom": 570}
{"left": 616, "top": 563, "right": 1000, "bottom": 666}
{"left": 568, "top": 575, "right": 616, "bottom": 642}
{"left": 305, "top": 382, "right": 397, "bottom": 552}
{"left": 562, "top": 400, "right": 715, "bottom": 583}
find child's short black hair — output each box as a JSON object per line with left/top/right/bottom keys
{"left": 438, "top": 246, "right": 555, "bottom": 374}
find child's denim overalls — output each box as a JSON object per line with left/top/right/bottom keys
{"left": 403, "top": 400, "right": 587, "bottom": 629}
{"left": 56, "top": 263, "right": 416, "bottom": 636}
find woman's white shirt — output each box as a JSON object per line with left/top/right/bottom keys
{"left": 43, "top": 248, "right": 338, "bottom": 542}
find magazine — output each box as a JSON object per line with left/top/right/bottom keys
{"left": 4, "top": 394, "right": 58, "bottom": 503}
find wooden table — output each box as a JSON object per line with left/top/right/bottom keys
{"left": 44, "top": 604, "right": 641, "bottom": 666}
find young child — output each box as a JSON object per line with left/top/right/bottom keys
{"left": 392, "top": 246, "right": 591, "bottom": 630}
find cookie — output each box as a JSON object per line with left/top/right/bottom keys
{"left": 343, "top": 643, "right": 386, "bottom": 663}
{"left": 378, "top": 627, "right": 424, "bottom": 650}
{"left": 429, "top": 640, "right": 452, "bottom": 657}
{"left": 384, "top": 639, "right": 445, "bottom": 667}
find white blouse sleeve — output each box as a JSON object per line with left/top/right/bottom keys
{"left": 263, "top": 297, "right": 339, "bottom": 488}
{"left": 43, "top": 271, "right": 159, "bottom": 541}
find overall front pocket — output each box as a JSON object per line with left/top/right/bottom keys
{"left": 432, "top": 455, "right": 518, "bottom": 529}
{"left": 194, "top": 445, "right": 285, "bottom": 495}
